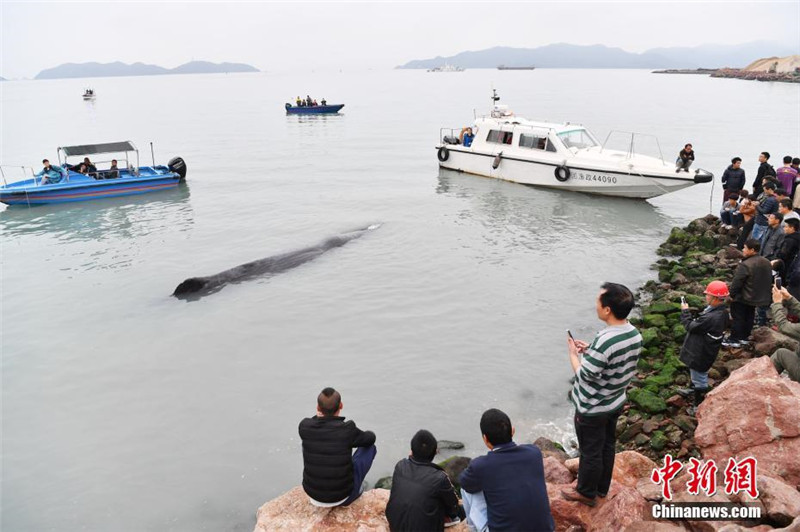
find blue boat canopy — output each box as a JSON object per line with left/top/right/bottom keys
{"left": 59, "top": 141, "right": 136, "bottom": 157}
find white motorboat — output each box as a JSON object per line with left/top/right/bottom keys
{"left": 436, "top": 90, "right": 712, "bottom": 199}
{"left": 82, "top": 88, "right": 96, "bottom": 100}
{"left": 427, "top": 64, "right": 465, "bottom": 73}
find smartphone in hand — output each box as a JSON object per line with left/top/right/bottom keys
{"left": 567, "top": 329, "right": 575, "bottom": 341}
{"left": 776, "top": 277, "right": 783, "bottom": 289}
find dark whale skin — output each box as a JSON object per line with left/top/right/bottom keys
{"left": 173, "top": 225, "right": 379, "bottom": 299}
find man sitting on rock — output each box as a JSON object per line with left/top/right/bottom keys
{"left": 676, "top": 281, "right": 730, "bottom": 415}
{"left": 562, "top": 282, "right": 642, "bottom": 508}
{"left": 385, "top": 429, "right": 463, "bottom": 531}
{"left": 459, "top": 409, "right": 554, "bottom": 531}
{"left": 768, "top": 286, "right": 800, "bottom": 383}
{"left": 725, "top": 239, "right": 773, "bottom": 347}
{"left": 298, "top": 387, "right": 377, "bottom": 507}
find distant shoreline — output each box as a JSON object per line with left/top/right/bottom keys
{"left": 652, "top": 67, "right": 799, "bottom": 83}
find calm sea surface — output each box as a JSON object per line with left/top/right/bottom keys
{"left": 2, "top": 69, "right": 798, "bottom": 531}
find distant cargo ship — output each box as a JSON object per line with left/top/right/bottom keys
{"left": 497, "top": 65, "right": 536, "bottom": 70}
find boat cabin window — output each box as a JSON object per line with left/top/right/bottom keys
{"left": 486, "top": 130, "right": 513, "bottom": 145}
{"left": 518, "top": 133, "right": 555, "bottom": 152}
{"left": 557, "top": 129, "right": 598, "bottom": 149}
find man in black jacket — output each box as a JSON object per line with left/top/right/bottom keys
{"left": 752, "top": 151, "right": 777, "bottom": 197}
{"left": 385, "top": 430, "right": 462, "bottom": 531}
{"left": 721, "top": 157, "right": 746, "bottom": 202}
{"left": 725, "top": 239, "right": 774, "bottom": 348}
{"left": 298, "top": 387, "right": 377, "bottom": 506}
{"left": 677, "top": 281, "right": 729, "bottom": 415}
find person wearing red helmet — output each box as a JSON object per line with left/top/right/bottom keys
{"left": 676, "top": 280, "right": 730, "bottom": 415}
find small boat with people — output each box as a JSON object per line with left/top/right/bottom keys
{"left": 83, "top": 88, "right": 96, "bottom": 100}
{"left": 497, "top": 65, "right": 536, "bottom": 70}
{"left": 436, "top": 90, "right": 713, "bottom": 199}
{"left": 0, "top": 141, "right": 186, "bottom": 206}
{"left": 286, "top": 95, "right": 344, "bottom": 114}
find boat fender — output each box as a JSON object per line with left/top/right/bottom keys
{"left": 492, "top": 152, "right": 503, "bottom": 170}
{"left": 437, "top": 147, "right": 450, "bottom": 162}
{"left": 168, "top": 157, "right": 188, "bottom": 180}
{"left": 554, "top": 165, "right": 571, "bottom": 182}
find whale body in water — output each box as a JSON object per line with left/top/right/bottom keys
{"left": 173, "top": 225, "right": 380, "bottom": 299}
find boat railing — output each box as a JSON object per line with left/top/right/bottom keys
{"left": 0, "top": 165, "right": 37, "bottom": 187}
{"left": 439, "top": 127, "right": 460, "bottom": 144}
{"left": 600, "top": 130, "right": 665, "bottom": 164}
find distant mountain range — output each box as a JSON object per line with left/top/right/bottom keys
{"left": 398, "top": 41, "right": 799, "bottom": 69}
{"left": 34, "top": 61, "right": 259, "bottom": 80}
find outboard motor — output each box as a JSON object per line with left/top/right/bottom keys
{"left": 168, "top": 157, "right": 187, "bottom": 181}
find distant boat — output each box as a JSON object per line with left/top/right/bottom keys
{"left": 82, "top": 88, "right": 96, "bottom": 100}
{"left": 497, "top": 65, "right": 536, "bottom": 70}
{"left": 427, "top": 64, "right": 464, "bottom": 73}
{"left": 285, "top": 103, "right": 344, "bottom": 115}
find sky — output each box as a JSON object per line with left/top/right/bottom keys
{"left": 2, "top": 1, "right": 799, "bottom": 79}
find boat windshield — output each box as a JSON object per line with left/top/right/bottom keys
{"left": 557, "top": 129, "right": 598, "bottom": 149}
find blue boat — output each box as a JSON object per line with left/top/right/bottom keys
{"left": 0, "top": 141, "right": 186, "bottom": 206}
{"left": 285, "top": 103, "right": 344, "bottom": 115}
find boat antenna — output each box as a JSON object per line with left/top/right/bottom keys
{"left": 491, "top": 88, "right": 500, "bottom": 104}
{"left": 150, "top": 142, "right": 155, "bottom": 166}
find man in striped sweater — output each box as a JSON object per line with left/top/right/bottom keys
{"left": 561, "top": 282, "right": 643, "bottom": 507}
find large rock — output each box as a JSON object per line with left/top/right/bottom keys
{"left": 534, "top": 437, "right": 569, "bottom": 463}
{"left": 756, "top": 475, "right": 800, "bottom": 527}
{"left": 562, "top": 451, "right": 657, "bottom": 489}
{"left": 254, "top": 487, "right": 468, "bottom": 531}
{"left": 548, "top": 481, "right": 651, "bottom": 531}
{"left": 751, "top": 327, "right": 800, "bottom": 356}
{"left": 438, "top": 456, "right": 471, "bottom": 490}
{"left": 695, "top": 357, "right": 800, "bottom": 487}
{"left": 543, "top": 456, "right": 574, "bottom": 484}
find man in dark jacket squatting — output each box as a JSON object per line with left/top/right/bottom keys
{"left": 677, "top": 281, "right": 730, "bottom": 415}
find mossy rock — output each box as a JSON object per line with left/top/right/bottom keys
{"left": 658, "top": 269, "right": 672, "bottom": 282}
{"left": 643, "top": 314, "right": 667, "bottom": 328}
{"left": 650, "top": 431, "right": 667, "bottom": 451}
{"left": 374, "top": 476, "right": 393, "bottom": 490}
{"left": 640, "top": 328, "right": 660, "bottom": 348}
{"left": 647, "top": 301, "right": 682, "bottom": 314}
{"left": 637, "top": 358, "right": 653, "bottom": 372}
{"left": 628, "top": 388, "right": 668, "bottom": 413}
{"left": 667, "top": 227, "right": 689, "bottom": 244}
{"left": 697, "top": 236, "right": 716, "bottom": 251}
{"left": 685, "top": 295, "right": 705, "bottom": 308}
{"left": 672, "top": 324, "right": 687, "bottom": 341}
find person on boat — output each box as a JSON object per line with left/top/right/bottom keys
{"left": 312, "top": 99, "right": 318, "bottom": 106}
{"left": 306, "top": 95, "right": 313, "bottom": 107}
{"left": 35, "top": 159, "right": 67, "bottom": 185}
{"left": 321, "top": 98, "right": 327, "bottom": 106}
{"left": 460, "top": 127, "right": 475, "bottom": 148}
{"left": 108, "top": 159, "right": 120, "bottom": 179}
{"left": 676, "top": 143, "right": 694, "bottom": 173}
{"left": 296, "top": 96, "right": 302, "bottom": 107}
{"left": 83, "top": 157, "right": 98, "bottom": 177}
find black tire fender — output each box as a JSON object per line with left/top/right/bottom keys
{"left": 492, "top": 152, "right": 503, "bottom": 170}
{"left": 437, "top": 147, "right": 450, "bottom": 162}
{"left": 555, "top": 165, "right": 571, "bottom": 182}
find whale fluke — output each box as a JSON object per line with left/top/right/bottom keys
{"left": 172, "top": 225, "right": 380, "bottom": 300}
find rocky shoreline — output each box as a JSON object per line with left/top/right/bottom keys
{"left": 652, "top": 68, "right": 800, "bottom": 83}
{"left": 253, "top": 215, "right": 800, "bottom": 530}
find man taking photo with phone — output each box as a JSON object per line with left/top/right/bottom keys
{"left": 562, "top": 283, "right": 642, "bottom": 507}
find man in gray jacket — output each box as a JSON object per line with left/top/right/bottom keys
{"left": 768, "top": 286, "right": 800, "bottom": 383}
{"left": 724, "top": 239, "right": 774, "bottom": 348}
{"left": 760, "top": 213, "right": 785, "bottom": 260}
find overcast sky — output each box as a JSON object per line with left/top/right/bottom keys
{"left": 2, "top": 1, "right": 799, "bottom": 79}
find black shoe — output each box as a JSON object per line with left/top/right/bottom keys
{"left": 676, "top": 387, "right": 694, "bottom": 397}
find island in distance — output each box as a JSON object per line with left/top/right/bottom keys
{"left": 34, "top": 60, "right": 259, "bottom": 80}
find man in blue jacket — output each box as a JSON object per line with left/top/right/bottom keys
{"left": 459, "top": 409, "right": 554, "bottom": 532}
{"left": 35, "top": 159, "right": 67, "bottom": 184}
